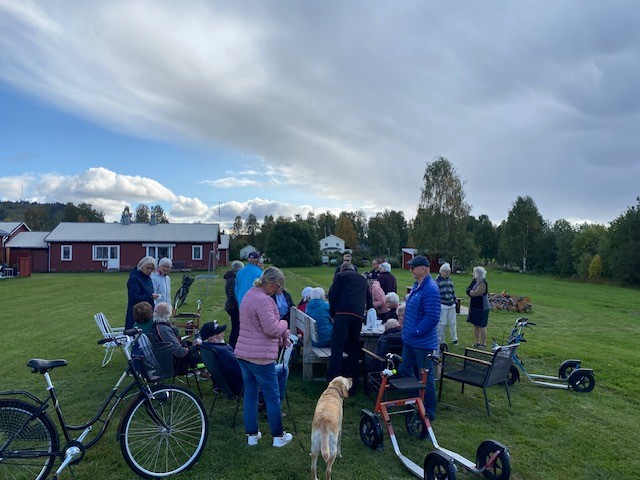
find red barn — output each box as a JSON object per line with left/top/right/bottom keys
{"left": 1, "top": 222, "right": 30, "bottom": 268}
{"left": 5, "top": 231, "right": 49, "bottom": 273}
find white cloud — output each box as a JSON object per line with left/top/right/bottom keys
{"left": 202, "top": 178, "right": 261, "bottom": 188}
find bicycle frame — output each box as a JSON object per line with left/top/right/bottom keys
{"left": 0, "top": 331, "right": 167, "bottom": 478}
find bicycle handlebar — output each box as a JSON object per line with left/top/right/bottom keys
{"left": 96, "top": 328, "right": 141, "bottom": 345}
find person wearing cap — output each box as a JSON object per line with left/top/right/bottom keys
{"left": 199, "top": 321, "right": 243, "bottom": 396}
{"left": 224, "top": 260, "right": 244, "bottom": 348}
{"left": 400, "top": 255, "right": 441, "bottom": 420}
{"left": 235, "top": 251, "right": 263, "bottom": 307}
{"left": 151, "top": 257, "right": 172, "bottom": 306}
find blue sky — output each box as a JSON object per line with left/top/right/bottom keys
{"left": 1, "top": 1, "right": 639, "bottom": 230}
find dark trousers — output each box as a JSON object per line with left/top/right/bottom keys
{"left": 227, "top": 308, "right": 240, "bottom": 348}
{"left": 328, "top": 314, "right": 362, "bottom": 393}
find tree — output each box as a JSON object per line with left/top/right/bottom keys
{"left": 317, "top": 211, "right": 337, "bottom": 239}
{"left": 265, "top": 221, "right": 320, "bottom": 267}
{"left": 256, "top": 215, "right": 275, "bottom": 252}
{"left": 245, "top": 214, "right": 259, "bottom": 245}
{"left": 231, "top": 215, "right": 243, "bottom": 239}
{"left": 606, "top": 197, "right": 640, "bottom": 284}
{"left": 61, "top": 202, "right": 104, "bottom": 223}
{"left": 305, "top": 212, "right": 319, "bottom": 239}
{"left": 500, "top": 196, "right": 543, "bottom": 271}
{"left": 134, "top": 204, "right": 150, "bottom": 223}
{"left": 413, "top": 156, "right": 471, "bottom": 267}
{"left": 150, "top": 204, "right": 169, "bottom": 223}
{"left": 24, "top": 205, "right": 51, "bottom": 230}
{"left": 121, "top": 206, "right": 132, "bottom": 223}
{"left": 552, "top": 219, "right": 577, "bottom": 276}
{"left": 473, "top": 214, "right": 498, "bottom": 264}
{"left": 336, "top": 212, "right": 358, "bottom": 248}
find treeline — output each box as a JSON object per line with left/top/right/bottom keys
{"left": 0, "top": 201, "right": 104, "bottom": 230}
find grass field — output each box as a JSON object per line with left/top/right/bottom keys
{"left": 0, "top": 267, "right": 638, "bottom": 479}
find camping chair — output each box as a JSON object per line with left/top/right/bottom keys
{"left": 94, "top": 312, "right": 125, "bottom": 367}
{"left": 438, "top": 343, "right": 519, "bottom": 417}
{"left": 200, "top": 346, "right": 244, "bottom": 428}
{"left": 173, "top": 299, "right": 202, "bottom": 341}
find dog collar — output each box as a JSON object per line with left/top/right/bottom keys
{"left": 327, "top": 385, "right": 346, "bottom": 399}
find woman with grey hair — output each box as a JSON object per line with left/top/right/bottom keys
{"left": 437, "top": 263, "right": 458, "bottom": 346}
{"left": 380, "top": 291, "right": 400, "bottom": 322}
{"left": 151, "top": 257, "right": 173, "bottom": 306}
{"left": 149, "top": 302, "right": 202, "bottom": 373}
{"left": 125, "top": 256, "right": 158, "bottom": 329}
{"left": 378, "top": 261, "right": 397, "bottom": 294}
{"left": 235, "top": 266, "right": 293, "bottom": 447}
{"left": 466, "top": 266, "right": 490, "bottom": 348}
{"left": 306, "top": 287, "right": 332, "bottom": 347}
{"left": 224, "top": 260, "right": 244, "bottom": 348}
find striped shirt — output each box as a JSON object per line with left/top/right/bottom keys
{"left": 436, "top": 275, "right": 456, "bottom": 306}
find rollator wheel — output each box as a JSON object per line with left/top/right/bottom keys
{"left": 476, "top": 440, "right": 511, "bottom": 480}
{"left": 558, "top": 360, "right": 581, "bottom": 379}
{"left": 506, "top": 365, "right": 519, "bottom": 386}
{"left": 424, "top": 451, "right": 457, "bottom": 480}
{"left": 359, "top": 414, "right": 383, "bottom": 450}
{"left": 569, "top": 370, "right": 595, "bottom": 393}
{"left": 405, "top": 410, "right": 428, "bottom": 439}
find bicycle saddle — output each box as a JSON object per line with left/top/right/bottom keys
{"left": 27, "top": 358, "right": 68, "bottom": 374}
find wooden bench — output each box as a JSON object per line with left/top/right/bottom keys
{"left": 290, "top": 307, "right": 344, "bottom": 381}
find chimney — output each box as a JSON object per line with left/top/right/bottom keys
{"left": 150, "top": 213, "right": 157, "bottom": 226}
{"left": 122, "top": 213, "right": 131, "bottom": 225}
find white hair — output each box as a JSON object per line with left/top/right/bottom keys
{"left": 137, "top": 256, "right": 156, "bottom": 270}
{"left": 158, "top": 257, "right": 172, "bottom": 268}
{"left": 380, "top": 262, "right": 391, "bottom": 273}
{"left": 301, "top": 286, "right": 313, "bottom": 300}
{"left": 473, "top": 266, "right": 487, "bottom": 280}
{"left": 385, "top": 318, "right": 401, "bottom": 331}
{"left": 439, "top": 263, "right": 451, "bottom": 274}
{"left": 385, "top": 292, "right": 400, "bottom": 307}
{"left": 153, "top": 302, "right": 172, "bottom": 322}
{"left": 309, "top": 287, "right": 326, "bottom": 300}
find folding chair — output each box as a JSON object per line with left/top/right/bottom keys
{"left": 200, "top": 347, "right": 243, "bottom": 428}
{"left": 94, "top": 312, "right": 125, "bottom": 367}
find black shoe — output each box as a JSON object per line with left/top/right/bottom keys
{"left": 453, "top": 340, "right": 458, "bottom": 345}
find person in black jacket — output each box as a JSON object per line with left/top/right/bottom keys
{"left": 327, "top": 263, "right": 373, "bottom": 395}
{"left": 224, "top": 260, "right": 244, "bottom": 348}
{"left": 271, "top": 288, "right": 294, "bottom": 321}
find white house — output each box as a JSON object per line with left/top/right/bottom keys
{"left": 319, "top": 234, "right": 345, "bottom": 253}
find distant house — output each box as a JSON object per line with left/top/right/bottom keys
{"left": 402, "top": 247, "right": 439, "bottom": 271}
{"left": 5, "top": 231, "right": 50, "bottom": 273}
{"left": 239, "top": 244, "right": 258, "bottom": 260}
{"left": 1, "top": 222, "right": 30, "bottom": 266}
{"left": 319, "top": 234, "right": 345, "bottom": 253}
{"left": 45, "top": 221, "right": 220, "bottom": 272}
{"left": 218, "top": 234, "right": 230, "bottom": 267}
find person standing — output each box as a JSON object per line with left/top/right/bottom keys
{"left": 224, "top": 260, "right": 244, "bottom": 348}
{"left": 466, "top": 266, "right": 490, "bottom": 348}
{"left": 328, "top": 263, "right": 373, "bottom": 395}
{"left": 399, "top": 255, "right": 440, "bottom": 420}
{"left": 235, "top": 251, "right": 262, "bottom": 307}
{"left": 235, "top": 267, "right": 293, "bottom": 448}
{"left": 151, "top": 257, "right": 172, "bottom": 306}
{"left": 369, "top": 258, "right": 382, "bottom": 281}
{"left": 436, "top": 263, "right": 458, "bottom": 346}
{"left": 125, "top": 256, "right": 159, "bottom": 329}
{"left": 378, "top": 262, "right": 397, "bottom": 294}
{"left": 333, "top": 252, "right": 358, "bottom": 279}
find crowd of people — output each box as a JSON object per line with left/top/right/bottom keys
{"left": 124, "top": 251, "right": 491, "bottom": 448}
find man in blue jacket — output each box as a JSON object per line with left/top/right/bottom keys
{"left": 400, "top": 255, "right": 441, "bottom": 419}
{"left": 234, "top": 251, "right": 263, "bottom": 307}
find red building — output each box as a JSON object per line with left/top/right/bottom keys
{"left": 5, "top": 231, "right": 49, "bottom": 273}
{"left": 1, "top": 222, "right": 30, "bottom": 267}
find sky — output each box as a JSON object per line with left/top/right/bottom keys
{"left": 1, "top": 1, "right": 639, "bottom": 230}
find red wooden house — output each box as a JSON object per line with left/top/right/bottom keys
{"left": 5, "top": 231, "right": 49, "bottom": 273}
{"left": 1, "top": 222, "right": 30, "bottom": 267}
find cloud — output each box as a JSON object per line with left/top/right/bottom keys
{"left": 202, "top": 178, "right": 261, "bottom": 188}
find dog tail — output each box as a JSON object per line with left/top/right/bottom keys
{"left": 320, "top": 430, "right": 331, "bottom": 462}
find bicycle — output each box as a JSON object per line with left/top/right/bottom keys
{"left": 173, "top": 274, "right": 195, "bottom": 309}
{"left": 0, "top": 328, "right": 209, "bottom": 479}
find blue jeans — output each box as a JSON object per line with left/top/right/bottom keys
{"left": 398, "top": 345, "right": 437, "bottom": 419}
{"left": 238, "top": 360, "right": 285, "bottom": 436}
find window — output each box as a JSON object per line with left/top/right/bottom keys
{"left": 324, "top": 242, "right": 328, "bottom": 247}
{"left": 61, "top": 245, "right": 72, "bottom": 261}
{"left": 144, "top": 244, "right": 174, "bottom": 262}
{"left": 192, "top": 245, "right": 203, "bottom": 260}
{"left": 93, "top": 246, "right": 109, "bottom": 260}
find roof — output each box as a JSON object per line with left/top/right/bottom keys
{"left": 402, "top": 248, "right": 417, "bottom": 254}
{"left": 45, "top": 222, "right": 219, "bottom": 243}
{"left": 0, "top": 222, "right": 27, "bottom": 235}
{"left": 5, "top": 231, "right": 49, "bottom": 248}
{"left": 319, "top": 234, "right": 344, "bottom": 243}
{"left": 219, "top": 234, "right": 230, "bottom": 249}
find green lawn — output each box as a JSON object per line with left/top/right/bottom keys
{"left": 0, "top": 267, "right": 638, "bottom": 479}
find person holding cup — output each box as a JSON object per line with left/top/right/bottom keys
{"left": 125, "top": 256, "right": 159, "bottom": 329}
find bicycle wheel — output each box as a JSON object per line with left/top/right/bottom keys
{"left": 0, "top": 399, "right": 59, "bottom": 480}
{"left": 119, "top": 385, "right": 208, "bottom": 478}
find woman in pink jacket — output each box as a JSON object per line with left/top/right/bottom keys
{"left": 235, "top": 266, "right": 293, "bottom": 448}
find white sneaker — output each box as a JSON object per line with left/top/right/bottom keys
{"left": 272, "top": 432, "right": 293, "bottom": 447}
{"left": 247, "top": 432, "right": 262, "bottom": 446}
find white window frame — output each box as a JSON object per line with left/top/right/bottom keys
{"left": 93, "top": 245, "right": 110, "bottom": 260}
{"left": 192, "top": 245, "right": 203, "bottom": 260}
{"left": 143, "top": 244, "right": 175, "bottom": 262}
{"left": 61, "top": 245, "right": 72, "bottom": 261}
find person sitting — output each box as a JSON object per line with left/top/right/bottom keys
{"left": 271, "top": 287, "right": 294, "bottom": 321}
{"left": 297, "top": 286, "right": 313, "bottom": 313}
{"left": 199, "top": 321, "right": 243, "bottom": 396}
{"left": 368, "top": 318, "right": 404, "bottom": 372}
{"left": 305, "top": 287, "right": 332, "bottom": 347}
{"left": 396, "top": 302, "right": 406, "bottom": 328}
{"left": 380, "top": 292, "right": 400, "bottom": 323}
{"left": 150, "top": 302, "right": 202, "bottom": 373}
{"left": 133, "top": 301, "right": 154, "bottom": 334}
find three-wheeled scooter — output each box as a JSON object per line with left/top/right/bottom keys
{"left": 360, "top": 351, "right": 511, "bottom": 480}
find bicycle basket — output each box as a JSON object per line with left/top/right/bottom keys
{"left": 132, "top": 334, "right": 174, "bottom": 382}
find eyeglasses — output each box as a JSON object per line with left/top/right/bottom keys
{"left": 276, "top": 283, "right": 284, "bottom": 292}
